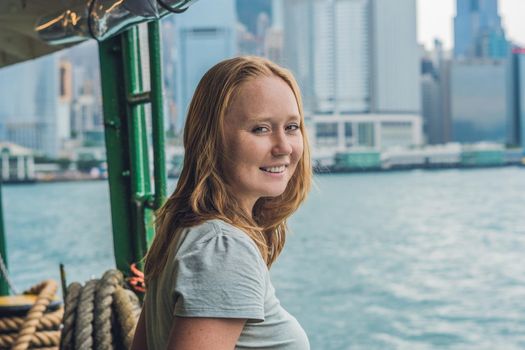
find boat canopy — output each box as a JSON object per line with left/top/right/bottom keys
{"left": 0, "top": 0, "right": 197, "bottom": 69}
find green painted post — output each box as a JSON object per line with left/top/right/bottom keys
{"left": 148, "top": 21, "right": 167, "bottom": 213}
{"left": 122, "top": 26, "right": 154, "bottom": 264}
{"left": 98, "top": 21, "right": 170, "bottom": 273}
{"left": 98, "top": 35, "right": 136, "bottom": 275}
{"left": 0, "top": 181, "right": 9, "bottom": 295}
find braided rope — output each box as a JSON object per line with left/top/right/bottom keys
{"left": 0, "top": 270, "right": 141, "bottom": 350}
{"left": 0, "top": 308, "right": 63, "bottom": 333}
{"left": 12, "top": 280, "right": 57, "bottom": 350}
{"left": 74, "top": 279, "right": 98, "bottom": 350}
{"left": 0, "top": 330, "right": 60, "bottom": 348}
{"left": 125, "top": 288, "right": 141, "bottom": 321}
{"left": 112, "top": 287, "right": 141, "bottom": 350}
{"left": 59, "top": 282, "right": 82, "bottom": 350}
{"left": 94, "top": 270, "right": 123, "bottom": 350}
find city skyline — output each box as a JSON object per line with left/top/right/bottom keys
{"left": 417, "top": 0, "right": 525, "bottom": 50}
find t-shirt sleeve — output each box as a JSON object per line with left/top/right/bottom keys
{"left": 171, "top": 228, "right": 266, "bottom": 322}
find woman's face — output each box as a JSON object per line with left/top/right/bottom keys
{"left": 222, "top": 75, "right": 303, "bottom": 215}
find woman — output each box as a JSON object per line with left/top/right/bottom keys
{"left": 132, "top": 56, "right": 312, "bottom": 350}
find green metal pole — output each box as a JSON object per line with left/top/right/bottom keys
{"left": 98, "top": 22, "right": 169, "bottom": 273}
{"left": 0, "top": 181, "right": 9, "bottom": 296}
{"left": 148, "top": 21, "right": 167, "bottom": 213}
{"left": 122, "top": 27, "right": 154, "bottom": 264}
{"left": 98, "top": 35, "right": 136, "bottom": 275}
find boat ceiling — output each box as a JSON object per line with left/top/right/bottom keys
{"left": 0, "top": 0, "right": 80, "bottom": 69}
{"left": 0, "top": 0, "right": 197, "bottom": 69}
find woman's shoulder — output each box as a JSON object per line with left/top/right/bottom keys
{"left": 179, "top": 219, "right": 261, "bottom": 258}
{"left": 184, "top": 218, "right": 246, "bottom": 240}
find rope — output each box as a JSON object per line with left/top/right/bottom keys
{"left": 60, "top": 282, "right": 81, "bottom": 350}
{"left": 0, "top": 279, "right": 63, "bottom": 350}
{"left": 113, "top": 287, "right": 140, "bottom": 350}
{"left": 12, "top": 280, "right": 58, "bottom": 350}
{"left": 94, "top": 270, "right": 123, "bottom": 350}
{"left": 61, "top": 269, "right": 141, "bottom": 350}
{"left": 0, "top": 269, "right": 142, "bottom": 350}
{"left": 0, "top": 251, "right": 18, "bottom": 294}
{"left": 74, "top": 279, "right": 98, "bottom": 350}
{"left": 0, "top": 308, "right": 63, "bottom": 333}
{"left": 0, "top": 330, "right": 60, "bottom": 348}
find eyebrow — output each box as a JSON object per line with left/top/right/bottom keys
{"left": 247, "top": 115, "right": 301, "bottom": 123}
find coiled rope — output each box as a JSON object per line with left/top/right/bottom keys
{"left": 0, "top": 269, "right": 141, "bottom": 350}
{"left": 0, "top": 279, "right": 62, "bottom": 350}
{"left": 60, "top": 269, "right": 141, "bottom": 350}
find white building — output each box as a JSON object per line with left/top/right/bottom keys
{"left": 312, "top": 113, "right": 423, "bottom": 151}
{"left": 0, "top": 142, "right": 35, "bottom": 182}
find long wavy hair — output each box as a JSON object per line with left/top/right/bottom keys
{"left": 144, "top": 56, "right": 312, "bottom": 283}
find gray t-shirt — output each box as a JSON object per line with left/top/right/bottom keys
{"left": 145, "top": 219, "right": 310, "bottom": 350}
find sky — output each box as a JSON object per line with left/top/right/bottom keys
{"left": 417, "top": 0, "right": 525, "bottom": 50}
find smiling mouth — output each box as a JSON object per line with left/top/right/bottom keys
{"left": 260, "top": 165, "right": 287, "bottom": 173}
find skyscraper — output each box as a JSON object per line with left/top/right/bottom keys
{"left": 283, "top": 0, "right": 370, "bottom": 114}
{"left": 281, "top": 0, "right": 422, "bottom": 152}
{"left": 0, "top": 54, "right": 66, "bottom": 157}
{"left": 454, "top": 0, "right": 508, "bottom": 59}
{"left": 450, "top": 0, "right": 512, "bottom": 144}
{"left": 370, "top": 0, "right": 420, "bottom": 113}
{"left": 450, "top": 59, "right": 508, "bottom": 143}
{"left": 173, "top": 0, "right": 237, "bottom": 132}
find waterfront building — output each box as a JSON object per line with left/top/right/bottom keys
{"left": 311, "top": 113, "right": 423, "bottom": 151}
{"left": 382, "top": 143, "right": 462, "bottom": 169}
{"left": 454, "top": 0, "right": 508, "bottom": 59}
{"left": 0, "top": 142, "right": 35, "bottom": 182}
{"left": 450, "top": 59, "right": 509, "bottom": 143}
{"left": 173, "top": 0, "right": 237, "bottom": 132}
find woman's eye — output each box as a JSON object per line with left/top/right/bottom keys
{"left": 252, "top": 126, "right": 270, "bottom": 134}
{"left": 286, "top": 124, "right": 300, "bottom": 132}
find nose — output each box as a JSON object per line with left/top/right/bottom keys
{"left": 271, "top": 130, "right": 293, "bottom": 157}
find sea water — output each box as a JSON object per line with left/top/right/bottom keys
{"left": 3, "top": 167, "right": 525, "bottom": 349}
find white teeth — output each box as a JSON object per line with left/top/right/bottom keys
{"left": 262, "top": 165, "right": 286, "bottom": 173}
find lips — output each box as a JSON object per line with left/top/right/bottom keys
{"left": 260, "top": 165, "right": 287, "bottom": 173}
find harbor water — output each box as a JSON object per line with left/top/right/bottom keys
{"left": 3, "top": 167, "right": 525, "bottom": 349}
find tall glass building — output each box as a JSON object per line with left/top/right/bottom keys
{"left": 0, "top": 54, "right": 62, "bottom": 157}
{"left": 283, "top": 0, "right": 370, "bottom": 114}
{"left": 454, "top": 0, "right": 508, "bottom": 59}
{"left": 450, "top": 60, "right": 508, "bottom": 143}
{"left": 173, "top": 0, "right": 237, "bottom": 132}
{"left": 280, "top": 0, "right": 422, "bottom": 152}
